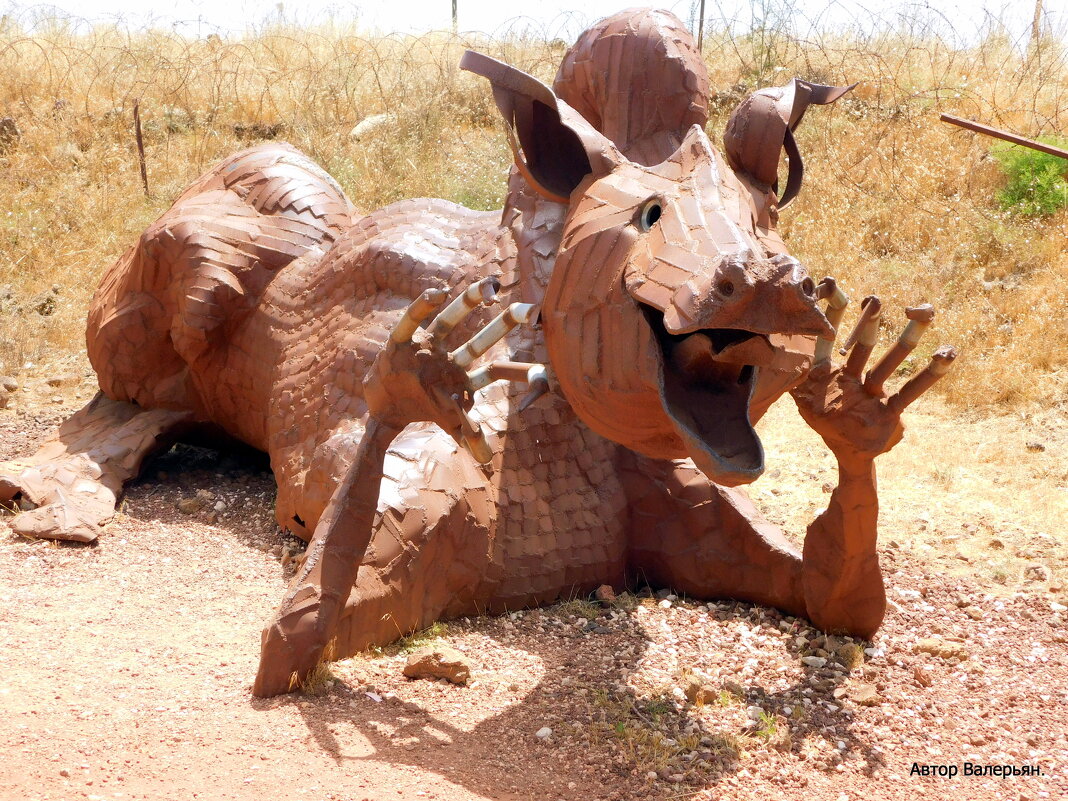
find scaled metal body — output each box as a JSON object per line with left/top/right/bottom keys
{"left": 1, "top": 9, "right": 954, "bottom": 696}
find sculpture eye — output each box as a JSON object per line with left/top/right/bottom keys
{"left": 638, "top": 198, "right": 662, "bottom": 232}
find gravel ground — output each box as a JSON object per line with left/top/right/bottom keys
{"left": 1, "top": 380, "right": 1066, "bottom": 801}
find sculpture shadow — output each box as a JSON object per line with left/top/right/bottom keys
{"left": 122, "top": 440, "right": 886, "bottom": 798}
{"left": 254, "top": 601, "right": 887, "bottom": 799}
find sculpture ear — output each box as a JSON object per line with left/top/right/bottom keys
{"left": 460, "top": 50, "right": 619, "bottom": 204}
{"left": 723, "top": 78, "right": 856, "bottom": 209}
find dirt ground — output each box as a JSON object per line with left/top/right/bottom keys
{"left": 1, "top": 361, "right": 1066, "bottom": 801}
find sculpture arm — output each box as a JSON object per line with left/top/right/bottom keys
{"left": 252, "top": 416, "right": 398, "bottom": 697}
{"left": 790, "top": 292, "right": 957, "bottom": 638}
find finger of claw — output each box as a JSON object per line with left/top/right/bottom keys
{"left": 391, "top": 288, "right": 449, "bottom": 343}
{"left": 466, "top": 360, "right": 549, "bottom": 411}
{"left": 887, "top": 345, "right": 958, "bottom": 414}
{"left": 813, "top": 278, "right": 849, "bottom": 363}
{"left": 450, "top": 303, "right": 537, "bottom": 369}
{"left": 448, "top": 394, "right": 493, "bottom": 464}
{"left": 842, "top": 296, "right": 882, "bottom": 378}
{"left": 864, "top": 304, "right": 937, "bottom": 397}
{"left": 518, "top": 365, "right": 549, "bottom": 411}
{"left": 426, "top": 277, "right": 501, "bottom": 339}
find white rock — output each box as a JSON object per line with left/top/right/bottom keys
{"left": 535, "top": 726, "right": 552, "bottom": 739}
{"left": 658, "top": 599, "right": 672, "bottom": 609}
{"left": 746, "top": 705, "right": 764, "bottom": 721}
{"left": 1050, "top": 602, "right": 1067, "bottom": 613}
{"left": 802, "top": 656, "right": 827, "bottom": 668}
{"left": 349, "top": 113, "right": 394, "bottom": 140}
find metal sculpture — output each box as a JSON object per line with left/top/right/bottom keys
{"left": 0, "top": 9, "right": 956, "bottom": 697}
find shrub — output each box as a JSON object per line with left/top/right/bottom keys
{"left": 992, "top": 137, "right": 1068, "bottom": 217}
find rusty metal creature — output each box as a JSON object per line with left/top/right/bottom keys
{"left": 0, "top": 9, "right": 955, "bottom": 697}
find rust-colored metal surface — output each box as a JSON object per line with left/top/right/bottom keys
{"left": 0, "top": 9, "right": 956, "bottom": 697}
{"left": 940, "top": 112, "right": 1068, "bottom": 160}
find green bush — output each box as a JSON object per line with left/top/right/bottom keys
{"left": 992, "top": 137, "right": 1068, "bottom": 217}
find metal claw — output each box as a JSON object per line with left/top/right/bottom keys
{"left": 813, "top": 277, "right": 849, "bottom": 363}
{"left": 886, "top": 345, "right": 957, "bottom": 414}
{"left": 450, "top": 303, "right": 537, "bottom": 369}
{"left": 842, "top": 296, "right": 882, "bottom": 378}
{"left": 864, "top": 304, "right": 935, "bottom": 397}
{"left": 518, "top": 365, "right": 549, "bottom": 411}
{"left": 391, "top": 288, "right": 448, "bottom": 343}
{"left": 426, "top": 277, "right": 501, "bottom": 339}
{"left": 449, "top": 393, "right": 493, "bottom": 464}
{"left": 467, "top": 360, "right": 550, "bottom": 410}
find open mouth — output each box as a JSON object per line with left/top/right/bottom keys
{"left": 643, "top": 306, "right": 765, "bottom": 485}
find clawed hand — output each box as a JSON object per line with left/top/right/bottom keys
{"left": 362, "top": 277, "right": 548, "bottom": 462}
{"left": 791, "top": 278, "right": 957, "bottom": 464}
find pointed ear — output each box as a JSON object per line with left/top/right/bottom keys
{"left": 461, "top": 50, "right": 619, "bottom": 203}
{"left": 723, "top": 78, "right": 856, "bottom": 209}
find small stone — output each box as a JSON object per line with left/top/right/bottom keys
{"left": 177, "top": 498, "right": 202, "bottom": 514}
{"left": 0, "top": 375, "right": 15, "bottom": 392}
{"left": 403, "top": 646, "right": 472, "bottom": 685}
{"left": 682, "top": 677, "right": 716, "bottom": 704}
{"left": 658, "top": 599, "right": 672, "bottom": 609}
{"left": 851, "top": 683, "right": 881, "bottom": 706}
{"left": 646, "top": 771, "right": 657, "bottom": 781}
{"left": 801, "top": 656, "right": 827, "bottom": 668}
{"left": 914, "top": 637, "right": 968, "bottom": 660}
{"left": 913, "top": 665, "right": 933, "bottom": 687}
{"left": 535, "top": 726, "right": 552, "bottom": 740}
{"left": 59, "top": 769, "right": 70, "bottom": 777}
{"left": 1050, "top": 602, "right": 1067, "bottom": 613}
{"left": 965, "top": 607, "right": 984, "bottom": 620}
{"left": 213, "top": 500, "right": 226, "bottom": 513}
{"left": 746, "top": 705, "right": 764, "bottom": 721}
{"left": 1024, "top": 564, "right": 1051, "bottom": 582}
{"left": 195, "top": 489, "right": 216, "bottom": 502}
{"left": 594, "top": 584, "right": 616, "bottom": 604}
{"left": 722, "top": 678, "right": 745, "bottom": 698}
{"left": 45, "top": 375, "right": 66, "bottom": 387}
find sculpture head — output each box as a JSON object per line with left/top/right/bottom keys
{"left": 462, "top": 46, "right": 852, "bottom": 486}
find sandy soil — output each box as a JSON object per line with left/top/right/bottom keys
{"left": 1, "top": 366, "right": 1066, "bottom": 801}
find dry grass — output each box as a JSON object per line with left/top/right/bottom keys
{"left": 0, "top": 8, "right": 1065, "bottom": 410}
{"left": 754, "top": 392, "right": 1068, "bottom": 590}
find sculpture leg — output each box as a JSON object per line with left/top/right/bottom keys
{"left": 620, "top": 455, "right": 806, "bottom": 617}
{"left": 332, "top": 425, "right": 496, "bottom": 657}
{"left": 0, "top": 394, "right": 195, "bottom": 542}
